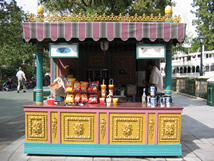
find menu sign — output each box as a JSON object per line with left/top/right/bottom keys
{"left": 49, "top": 43, "right": 79, "bottom": 58}
{"left": 136, "top": 44, "right": 166, "bottom": 59}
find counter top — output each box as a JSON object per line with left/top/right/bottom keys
{"left": 24, "top": 102, "right": 183, "bottom": 110}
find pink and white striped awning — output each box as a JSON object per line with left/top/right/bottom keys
{"left": 23, "top": 21, "right": 186, "bottom": 42}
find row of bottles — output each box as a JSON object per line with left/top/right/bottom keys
{"left": 141, "top": 87, "right": 171, "bottom": 107}
{"left": 101, "top": 79, "right": 114, "bottom": 98}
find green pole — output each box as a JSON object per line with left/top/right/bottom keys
{"left": 36, "top": 45, "right": 43, "bottom": 105}
{"left": 165, "top": 44, "right": 172, "bottom": 96}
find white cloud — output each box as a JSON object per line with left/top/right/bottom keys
{"left": 15, "top": 0, "right": 37, "bottom": 15}
{"left": 173, "top": 0, "right": 197, "bottom": 38}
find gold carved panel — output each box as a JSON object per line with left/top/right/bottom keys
{"left": 110, "top": 113, "right": 145, "bottom": 144}
{"left": 25, "top": 112, "right": 48, "bottom": 142}
{"left": 99, "top": 113, "right": 107, "bottom": 144}
{"left": 148, "top": 113, "right": 156, "bottom": 144}
{"left": 51, "top": 112, "right": 58, "bottom": 143}
{"left": 61, "top": 113, "right": 96, "bottom": 143}
{"left": 158, "top": 114, "right": 181, "bottom": 144}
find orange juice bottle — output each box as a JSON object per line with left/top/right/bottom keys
{"left": 101, "top": 79, "right": 106, "bottom": 98}
{"left": 108, "top": 79, "right": 114, "bottom": 98}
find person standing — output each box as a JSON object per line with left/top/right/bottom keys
{"left": 143, "top": 60, "right": 164, "bottom": 95}
{"left": 16, "top": 67, "right": 27, "bottom": 93}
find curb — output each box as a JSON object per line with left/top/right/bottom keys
{"left": 173, "top": 91, "right": 207, "bottom": 102}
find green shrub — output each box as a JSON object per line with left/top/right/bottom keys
{"left": 0, "top": 80, "right": 6, "bottom": 84}
{"left": 200, "top": 92, "right": 207, "bottom": 99}
{"left": 180, "top": 88, "right": 195, "bottom": 96}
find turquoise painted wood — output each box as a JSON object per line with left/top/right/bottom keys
{"left": 24, "top": 143, "right": 182, "bottom": 156}
{"left": 33, "top": 86, "right": 50, "bottom": 101}
{"left": 36, "top": 48, "right": 43, "bottom": 103}
{"left": 165, "top": 48, "right": 172, "bottom": 95}
{"left": 52, "top": 58, "right": 56, "bottom": 82}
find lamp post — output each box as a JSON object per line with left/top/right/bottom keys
{"left": 198, "top": 34, "right": 205, "bottom": 76}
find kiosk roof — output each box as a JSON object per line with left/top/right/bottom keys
{"left": 23, "top": 21, "right": 186, "bottom": 42}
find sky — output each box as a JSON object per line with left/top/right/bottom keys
{"left": 15, "top": 0, "right": 197, "bottom": 38}
{"left": 173, "top": 0, "right": 197, "bottom": 38}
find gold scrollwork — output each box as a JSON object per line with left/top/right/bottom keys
{"left": 52, "top": 118, "right": 57, "bottom": 138}
{"left": 32, "top": 121, "right": 42, "bottom": 135}
{"left": 27, "top": 13, "right": 181, "bottom": 23}
{"left": 158, "top": 115, "right": 180, "bottom": 143}
{"left": 100, "top": 119, "right": 106, "bottom": 139}
{"left": 122, "top": 122, "right": 133, "bottom": 137}
{"left": 73, "top": 122, "right": 84, "bottom": 136}
{"left": 148, "top": 119, "right": 155, "bottom": 139}
{"left": 164, "top": 123, "right": 175, "bottom": 137}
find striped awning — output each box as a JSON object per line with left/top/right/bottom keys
{"left": 23, "top": 21, "right": 186, "bottom": 42}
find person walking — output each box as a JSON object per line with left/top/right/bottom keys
{"left": 16, "top": 67, "right": 27, "bottom": 93}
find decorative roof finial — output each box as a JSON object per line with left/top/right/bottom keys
{"left": 37, "top": 5, "right": 44, "bottom": 22}
{"left": 165, "top": 5, "right": 172, "bottom": 23}
{"left": 165, "top": 5, "right": 172, "bottom": 16}
{"left": 37, "top": 5, "right": 44, "bottom": 15}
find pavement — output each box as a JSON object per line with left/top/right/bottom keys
{"left": 1, "top": 91, "right": 214, "bottom": 161}
{"left": 0, "top": 89, "right": 33, "bottom": 151}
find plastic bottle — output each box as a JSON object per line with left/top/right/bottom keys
{"left": 133, "top": 95, "right": 136, "bottom": 102}
{"left": 142, "top": 88, "right": 146, "bottom": 103}
{"left": 101, "top": 79, "right": 106, "bottom": 98}
{"left": 108, "top": 79, "right": 114, "bottom": 98}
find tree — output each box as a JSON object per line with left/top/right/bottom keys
{"left": 129, "top": 0, "right": 172, "bottom": 16}
{"left": 40, "top": 0, "right": 172, "bottom": 16}
{"left": 192, "top": 0, "right": 214, "bottom": 51}
{"left": 0, "top": 0, "right": 35, "bottom": 78}
{"left": 189, "top": 38, "right": 200, "bottom": 53}
{"left": 172, "top": 32, "right": 200, "bottom": 55}
{"left": 40, "top": 0, "right": 132, "bottom": 15}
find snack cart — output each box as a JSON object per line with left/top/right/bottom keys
{"left": 23, "top": 5, "right": 186, "bottom": 156}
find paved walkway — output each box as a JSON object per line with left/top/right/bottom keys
{"left": 0, "top": 90, "right": 33, "bottom": 151}
{"left": 1, "top": 92, "right": 214, "bottom": 161}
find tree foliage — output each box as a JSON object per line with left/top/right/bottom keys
{"left": 173, "top": 35, "right": 200, "bottom": 55}
{"left": 40, "top": 0, "right": 172, "bottom": 16}
{"left": 0, "top": 0, "right": 35, "bottom": 77}
{"left": 129, "top": 0, "right": 172, "bottom": 16}
{"left": 192, "top": 0, "right": 214, "bottom": 50}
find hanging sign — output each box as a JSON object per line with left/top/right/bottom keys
{"left": 49, "top": 43, "right": 79, "bottom": 58}
{"left": 136, "top": 44, "right": 166, "bottom": 59}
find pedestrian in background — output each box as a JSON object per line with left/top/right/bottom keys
{"left": 16, "top": 67, "right": 27, "bottom": 93}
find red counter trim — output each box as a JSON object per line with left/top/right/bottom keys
{"left": 58, "top": 111, "right": 61, "bottom": 143}
{"left": 24, "top": 108, "right": 183, "bottom": 114}
{"left": 107, "top": 112, "right": 110, "bottom": 144}
{"left": 155, "top": 112, "right": 158, "bottom": 144}
{"left": 48, "top": 111, "right": 51, "bottom": 143}
{"left": 145, "top": 112, "right": 148, "bottom": 144}
{"left": 96, "top": 112, "right": 99, "bottom": 144}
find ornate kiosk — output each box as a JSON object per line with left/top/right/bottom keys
{"left": 23, "top": 6, "right": 186, "bottom": 156}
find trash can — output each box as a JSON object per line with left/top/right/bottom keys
{"left": 207, "top": 78, "right": 214, "bottom": 106}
